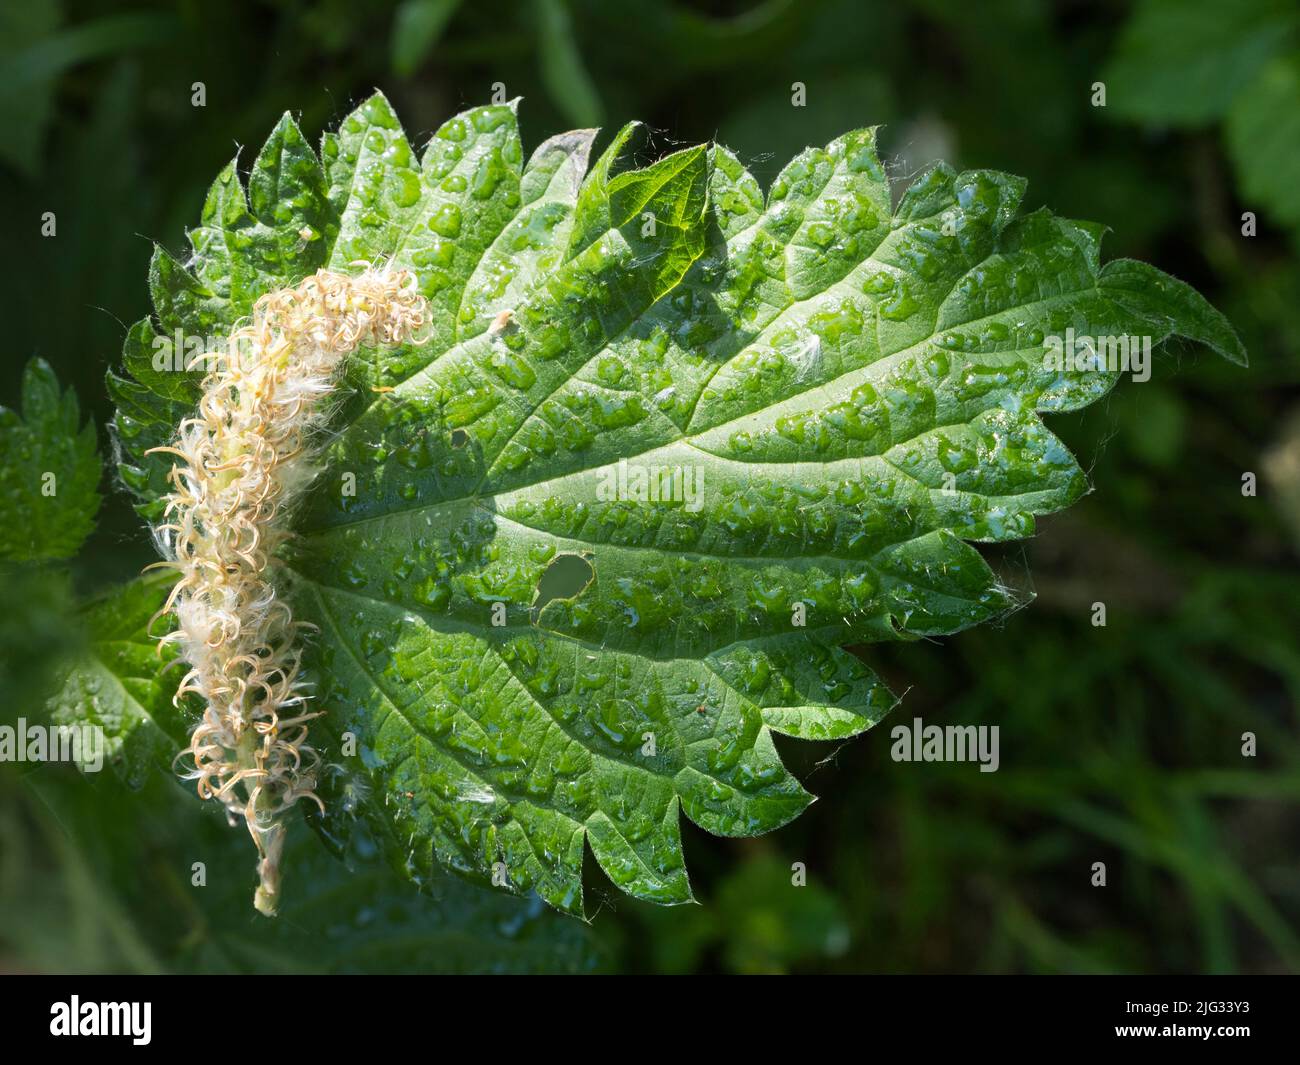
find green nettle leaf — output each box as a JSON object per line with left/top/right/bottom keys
{"left": 0, "top": 358, "right": 101, "bottom": 562}
{"left": 111, "top": 93, "right": 1245, "bottom": 915}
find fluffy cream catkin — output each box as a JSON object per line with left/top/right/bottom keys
{"left": 148, "top": 266, "right": 427, "bottom": 916}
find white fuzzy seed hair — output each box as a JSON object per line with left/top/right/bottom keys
{"left": 148, "top": 266, "right": 427, "bottom": 916}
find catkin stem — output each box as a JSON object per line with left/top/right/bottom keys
{"left": 152, "top": 267, "right": 427, "bottom": 915}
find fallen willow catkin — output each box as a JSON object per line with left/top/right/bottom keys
{"left": 148, "top": 266, "right": 427, "bottom": 915}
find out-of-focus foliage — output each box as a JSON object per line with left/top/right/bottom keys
{"left": 1, "top": 0, "right": 1297, "bottom": 974}
{"left": 1, "top": 572, "right": 607, "bottom": 972}
{"left": 0, "top": 761, "right": 606, "bottom": 973}
{"left": 626, "top": 851, "right": 852, "bottom": 973}
{"left": 1104, "top": 0, "right": 1300, "bottom": 238}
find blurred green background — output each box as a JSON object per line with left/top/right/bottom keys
{"left": 2, "top": 0, "right": 1298, "bottom": 974}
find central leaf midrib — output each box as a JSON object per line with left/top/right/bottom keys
{"left": 318, "top": 156, "right": 1060, "bottom": 532}
{"left": 478, "top": 153, "right": 846, "bottom": 478}
{"left": 297, "top": 277, "right": 1094, "bottom": 544}
{"left": 288, "top": 523, "right": 998, "bottom": 675}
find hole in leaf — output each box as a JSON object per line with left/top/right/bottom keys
{"left": 450, "top": 428, "right": 469, "bottom": 448}
{"left": 531, "top": 552, "right": 594, "bottom": 617}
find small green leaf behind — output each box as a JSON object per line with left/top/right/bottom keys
{"left": 0, "top": 358, "right": 101, "bottom": 562}
{"left": 44, "top": 572, "right": 189, "bottom": 787}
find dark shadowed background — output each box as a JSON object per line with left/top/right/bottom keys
{"left": 1, "top": 0, "right": 1298, "bottom": 974}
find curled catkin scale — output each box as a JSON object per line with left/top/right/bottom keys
{"left": 149, "top": 267, "right": 428, "bottom": 915}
